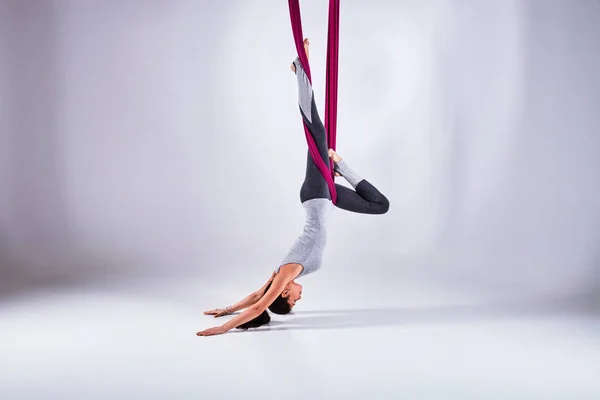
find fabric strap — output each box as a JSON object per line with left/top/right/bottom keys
{"left": 288, "top": 0, "right": 340, "bottom": 204}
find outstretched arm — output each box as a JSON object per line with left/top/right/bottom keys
{"left": 205, "top": 272, "right": 277, "bottom": 316}
{"left": 204, "top": 272, "right": 277, "bottom": 317}
{"left": 197, "top": 267, "right": 300, "bottom": 336}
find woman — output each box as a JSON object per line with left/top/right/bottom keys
{"left": 197, "top": 39, "right": 389, "bottom": 336}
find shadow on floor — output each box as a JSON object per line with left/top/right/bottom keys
{"left": 231, "top": 302, "right": 591, "bottom": 333}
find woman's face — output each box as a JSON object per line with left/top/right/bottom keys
{"left": 283, "top": 281, "right": 303, "bottom": 307}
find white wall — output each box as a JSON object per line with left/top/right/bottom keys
{"left": 1, "top": 0, "right": 599, "bottom": 303}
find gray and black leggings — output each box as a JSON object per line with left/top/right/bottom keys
{"left": 293, "top": 58, "right": 389, "bottom": 215}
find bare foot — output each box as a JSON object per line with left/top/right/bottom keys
{"left": 328, "top": 149, "right": 343, "bottom": 176}
{"left": 328, "top": 149, "right": 342, "bottom": 163}
{"left": 303, "top": 38, "right": 310, "bottom": 59}
{"left": 291, "top": 38, "right": 310, "bottom": 73}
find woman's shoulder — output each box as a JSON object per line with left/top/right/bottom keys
{"left": 276, "top": 263, "right": 303, "bottom": 279}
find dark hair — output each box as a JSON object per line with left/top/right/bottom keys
{"left": 236, "top": 283, "right": 293, "bottom": 330}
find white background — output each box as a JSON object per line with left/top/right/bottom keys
{"left": 1, "top": 1, "right": 600, "bottom": 398}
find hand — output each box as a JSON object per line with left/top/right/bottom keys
{"left": 196, "top": 325, "right": 227, "bottom": 337}
{"left": 204, "top": 307, "right": 233, "bottom": 318}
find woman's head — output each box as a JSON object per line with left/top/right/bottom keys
{"left": 236, "top": 280, "right": 302, "bottom": 330}
{"left": 279, "top": 280, "right": 303, "bottom": 308}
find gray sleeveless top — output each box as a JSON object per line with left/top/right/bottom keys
{"left": 277, "top": 198, "right": 333, "bottom": 278}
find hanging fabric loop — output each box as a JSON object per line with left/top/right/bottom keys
{"left": 288, "top": 0, "right": 340, "bottom": 204}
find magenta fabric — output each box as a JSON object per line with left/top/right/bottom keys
{"left": 288, "top": 0, "right": 339, "bottom": 204}
{"left": 325, "top": 0, "right": 340, "bottom": 174}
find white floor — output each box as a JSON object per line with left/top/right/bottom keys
{"left": 1, "top": 280, "right": 599, "bottom": 399}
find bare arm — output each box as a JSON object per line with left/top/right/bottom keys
{"left": 204, "top": 293, "right": 258, "bottom": 317}
{"left": 221, "top": 273, "right": 290, "bottom": 331}
{"left": 227, "top": 271, "right": 276, "bottom": 312}
{"left": 229, "top": 293, "right": 260, "bottom": 313}
{"left": 204, "top": 272, "right": 276, "bottom": 317}
{"left": 197, "top": 266, "right": 301, "bottom": 336}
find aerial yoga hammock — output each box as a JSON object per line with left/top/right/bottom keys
{"left": 289, "top": 0, "right": 340, "bottom": 204}
{"left": 197, "top": 0, "right": 389, "bottom": 336}
{"left": 288, "top": 0, "right": 389, "bottom": 216}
